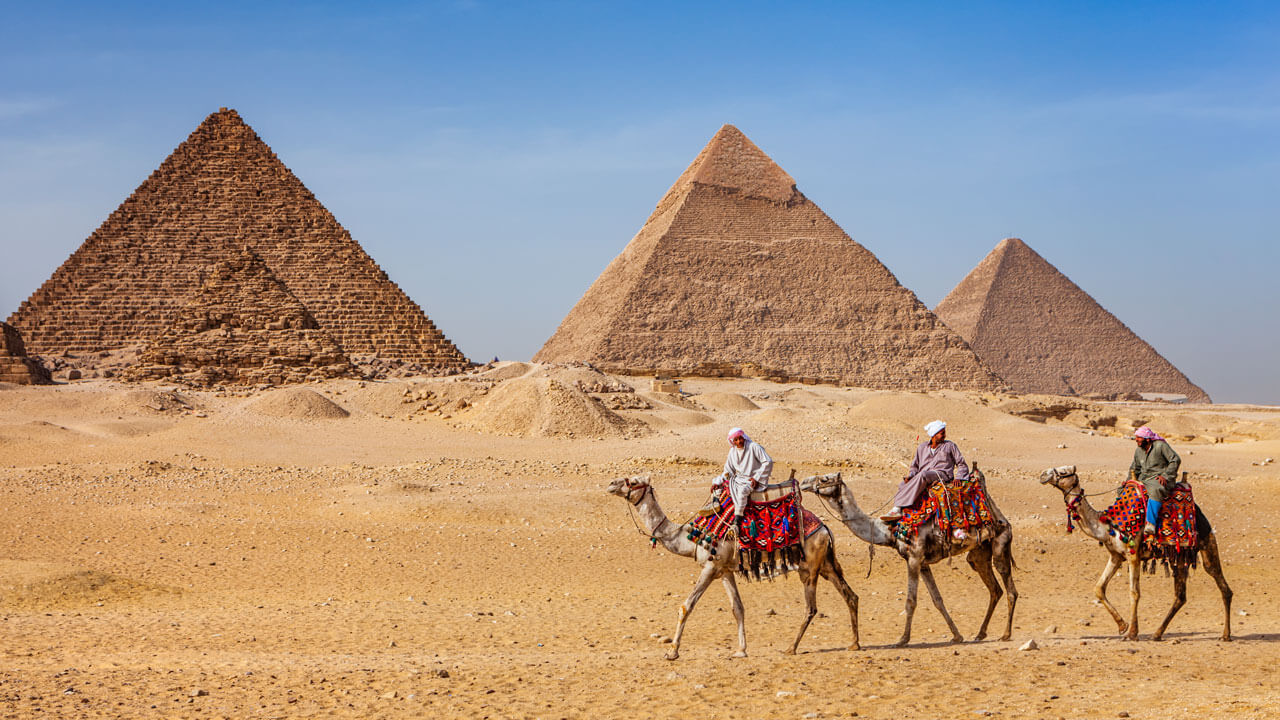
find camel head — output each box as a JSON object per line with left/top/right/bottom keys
{"left": 605, "top": 474, "right": 651, "bottom": 505}
{"left": 798, "top": 471, "right": 844, "bottom": 499}
{"left": 1038, "top": 465, "right": 1079, "bottom": 492}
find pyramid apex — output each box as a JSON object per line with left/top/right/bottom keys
{"left": 685, "top": 124, "right": 797, "bottom": 203}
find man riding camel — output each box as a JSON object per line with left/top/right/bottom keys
{"left": 1131, "top": 425, "right": 1181, "bottom": 535}
{"left": 881, "top": 420, "right": 970, "bottom": 539}
{"left": 713, "top": 427, "right": 773, "bottom": 526}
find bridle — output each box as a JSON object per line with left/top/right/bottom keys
{"left": 621, "top": 477, "right": 652, "bottom": 506}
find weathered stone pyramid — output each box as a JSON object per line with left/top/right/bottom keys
{"left": 535, "top": 125, "right": 1002, "bottom": 391}
{"left": 935, "top": 238, "right": 1209, "bottom": 402}
{"left": 124, "top": 248, "right": 354, "bottom": 386}
{"left": 7, "top": 108, "right": 469, "bottom": 374}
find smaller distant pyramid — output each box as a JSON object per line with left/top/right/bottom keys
{"left": 124, "top": 249, "right": 354, "bottom": 386}
{"left": 935, "top": 238, "right": 1209, "bottom": 402}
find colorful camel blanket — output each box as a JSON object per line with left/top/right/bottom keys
{"left": 687, "top": 488, "right": 822, "bottom": 580}
{"left": 1097, "top": 479, "right": 1199, "bottom": 569}
{"left": 893, "top": 477, "right": 1000, "bottom": 545}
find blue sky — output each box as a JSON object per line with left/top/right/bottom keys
{"left": 2, "top": 1, "right": 1277, "bottom": 403}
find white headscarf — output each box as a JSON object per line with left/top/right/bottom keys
{"left": 727, "top": 427, "right": 748, "bottom": 444}
{"left": 924, "top": 420, "right": 946, "bottom": 439}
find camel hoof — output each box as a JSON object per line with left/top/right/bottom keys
{"left": 782, "top": 648, "right": 797, "bottom": 656}
{"left": 972, "top": 633, "right": 987, "bottom": 643}
{"left": 1123, "top": 633, "right": 1138, "bottom": 642}
{"left": 664, "top": 650, "right": 680, "bottom": 661}
{"left": 894, "top": 638, "right": 909, "bottom": 648}
{"left": 998, "top": 634, "right": 1011, "bottom": 642}
{"left": 731, "top": 650, "right": 747, "bottom": 658}
{"left": 1115, "top": 622, "right": 1129, "bottom": 634}
{"left": 950, "top": 635, "right": 965, "bottom": 644}
{"left": 1221, "top": 635, "right": 1233, "bottom": 643}
{"left": 1151, "top": 633, "right": 1165, "bottom": 642}
{"left": 848, "top": 643, "right": 861, "bottom": 652}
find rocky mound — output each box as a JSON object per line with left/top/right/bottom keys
{"left": 696, "top": 392, "right": 760, "bottom": 412}
{"left": 464, "top": 377, "right": 639, "bottom": 438}
{"left": 241, "top": 388, "right": 350, "bottom": 420}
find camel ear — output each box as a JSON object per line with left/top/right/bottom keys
{"left": 835, "top": 471, "right": 842, "bottom": 481}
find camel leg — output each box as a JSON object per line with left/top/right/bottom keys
{"left": 1124, "top": 556, "right": 1141, "bottom": 640}
{"left": 1198, "top": 533, "right": 1234, "bottom": 641}
{"left": 818, "top": 547, "right": 861, "bottom": 651}
{"left": 1094, "top": 553, "right": 1129, "bottom": 634}
{"left": 966, "top": 545, "right": 1001, "bottom": 642}
{"left": 1152, "top": 563, "right": 1188, "bottom": 641}
{"left": 992, "top": 537, "right": 1018, "bottom": 641}
{"left": 667, "top": 562, "right": 721, "bottom": 660}
{"left": 784, "top": 567, "right": 819, "bottom": 656}
{"left": 720, "top": 573, "right": 747, "bottom": 657}
{"left": 895, "top": 555, "right": 924, "bottom": 647}
{"left": 920, "top": 564, "right": 964, "bottom": 644}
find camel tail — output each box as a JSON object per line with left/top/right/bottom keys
{"left": 865, "top": 543, "right": 875, "bottom": 579}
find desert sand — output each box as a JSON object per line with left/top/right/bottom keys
{"left": 2, "top": 364, "right": 1278, "bottom": 719}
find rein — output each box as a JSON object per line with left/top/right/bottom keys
{"left": 1058, "top": 473, "right": 1119, "bottom": 533}
{"left": 621, "top": 481, "right": 712, "bottom": 550}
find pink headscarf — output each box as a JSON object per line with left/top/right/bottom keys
{"left": 727, "top": 427, "right": 747, "bottom": 444}
{"left": 1134, "top": 426, "right": 1164, "bottom": 442}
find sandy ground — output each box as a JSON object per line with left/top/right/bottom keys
{"left": 1, "top": 365, "right": 1278, "bottom": 719}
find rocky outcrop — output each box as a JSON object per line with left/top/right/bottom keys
{"left": 935, "top": 238, "right": 1209, "bottom": 402}
{"left": 7, "top": 108, "right": 469, "bottom": 376}
{"left": 0, "top": 323, "right": 52, "bottom": 385}
{"left": 535, "top": 125, "right": 1002, "bottom": 391}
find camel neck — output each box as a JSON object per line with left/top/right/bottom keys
{"left": 634, "top": 490, "right": 697, "bottom": 557}
{"left": 1064, "top": 487, "right": 1109, "bottom": 542}
{"left": 835, "top": 483, "right": 895, "bottom": 547}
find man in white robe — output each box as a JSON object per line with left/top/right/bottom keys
{"left": 713, "top": 427, "right": 774, "bottom": 523}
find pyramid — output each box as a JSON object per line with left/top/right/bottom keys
{"left": 7, "top": 108, "right": 469, "bottom": 374}
{"left": 534, "top": 125, "right": 1002, "bottom": 391}
{"left": 124, "top": 248, "right": 354, "bottom": 386}
{"left": 934, "top": 238, "right": 1209, "bottom": 402}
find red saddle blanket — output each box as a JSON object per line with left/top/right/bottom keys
{"left": 1099, "top": 479, "right": 1198, "bottom": 553}
{"left": 688, "top": 489, "right": 822, "bottom": 580}
{"left": 894, "top": 476, "right": 1000, "bottom": 543}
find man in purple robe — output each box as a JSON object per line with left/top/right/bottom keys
{"left": 880, "top": 420, "right": 969, "bottom": 533}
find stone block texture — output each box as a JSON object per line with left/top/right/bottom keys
{"left": 122, "top": 248, "right": 355, "bottom": 386}
{"left": 0, "top": 322, "right": 52, "bottom": 384}
{"left": 535, "top": 125, "right": 1003, "bottom": 391}
{"left": 7, "top": 108, "right": 469, "bottom": 376}
{"left": 934, "top": 238, "right": 1209, "bottom": 402}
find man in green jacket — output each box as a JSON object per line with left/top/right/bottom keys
{"left": 1131, "top": 425, "right": 1181, "bottom": 535}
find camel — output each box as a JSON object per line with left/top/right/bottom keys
{"left": 605, "top": 474, "right": 860, "bottom": 660}
{"left": 798, "top": 466, "right": 1017, "bottom": 647}
{"left": 1039, "top": 465, "right": 1232, "bottom": 641}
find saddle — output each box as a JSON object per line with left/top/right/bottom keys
{"left": 893, "top": 476, "right": 1001, "bottom": 545}
{"left": 688, "top": 474, "right": 822, "bottom": 581}
{"left": 1098, "top": 478, "right": 1201, "bottom": 571}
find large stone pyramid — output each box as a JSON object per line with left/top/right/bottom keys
{"left": 934, "top": 238, "right": 1209, "bottom": 402}
{"left": 124, "top": 248, "right": 354, "bottom": 386}
{"left": 534, "top": 125, "right": 1002, "bottom": 391}
{"left": 7, "top": 108, "right": 469, "bottom": 374}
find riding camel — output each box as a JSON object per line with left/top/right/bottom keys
{"left": 799, "top": 466, "right": 1017, "bottom": 646}
{"left": 605, "top": 474, "right": 860, "bottom": 660}
{"left": 1039, "top": 465, "right": 1233, "bottom": 641}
